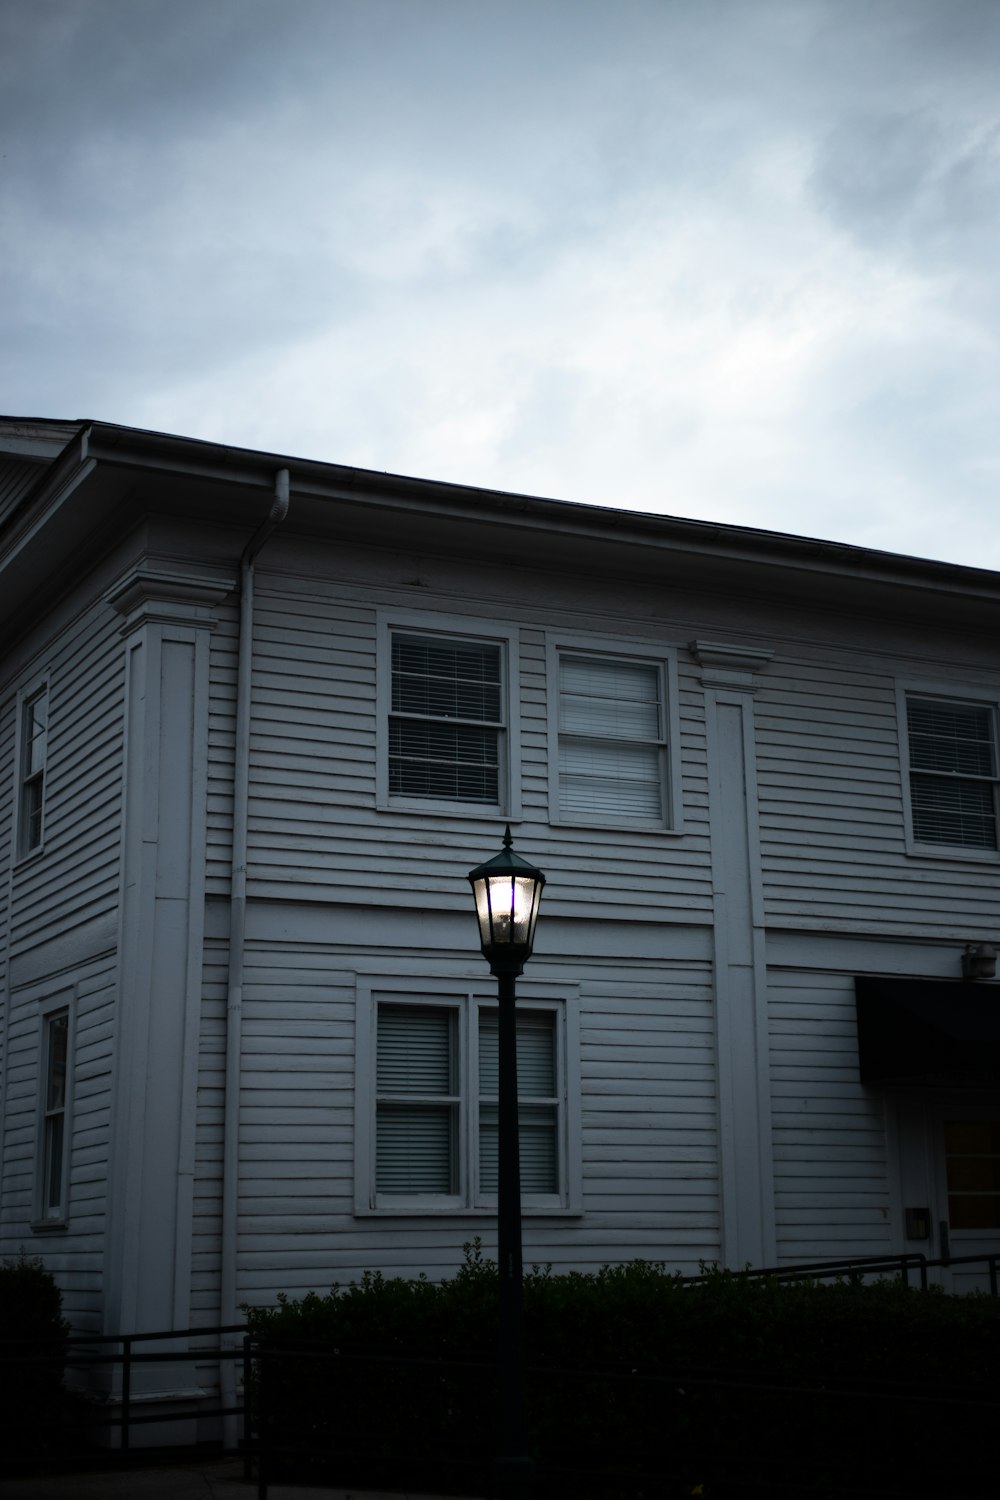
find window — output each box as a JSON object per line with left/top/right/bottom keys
{"left": 377, "top": 613, "right": 520, "bottom": 816}
{"left": 548, "top": 639, "right": 680, "bottom": 829}
{"left": 390, "top": 635, "right": 502, "bottom": 803}
{"left": 18, "top": 684, "right": 48, "bottom": 856}
{"left": 944, "top": 1120, "right": 1000, "bottom": 1230}
{"left": 903, "top": 693, "right": 999, "bottom": 852}
{"left": 478, "top": 1009, "right": 559, "bottom": 1195}
{"left": 37, "top": 1010, "right": 70, "bottom": 1224}
{"left": 376, "top": 1004, "right": 459, "bottom": 1195}
{"left": 357, "top": 982, "right": 578, "bottom": 1213}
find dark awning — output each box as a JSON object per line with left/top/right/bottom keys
{"left": 854, "top": 976, "right": 1000, "bottom": 1087}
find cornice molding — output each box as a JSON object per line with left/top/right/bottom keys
{"left": 689, "top": 638, "right": 774, "bottom": 691}
{"left": 106, "top": 563, "right": 235, "bottom": 636}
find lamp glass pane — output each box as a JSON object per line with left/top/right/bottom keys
{"left": 481, "top": 872, "right": 539, "bottom": 948}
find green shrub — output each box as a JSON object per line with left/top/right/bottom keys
{"left": 0, "top": 1254, "right": 70, "bottom": 1458}
{"left": 247, "top": 1248, "right": 1000, "bottom": 1498}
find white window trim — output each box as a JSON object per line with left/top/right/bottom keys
{"left": 896, "top": 679, "right": 1000, "bottom": 862}
{"left": 546, "top": 631, "right": 682, "bottom": 833}
{"left": 354, "top": 973, "right": 581, "bottom": 1216}
{"left": 32, "top": 992, "right": 74, "bottom": 1231}
{"left": 14, "top": 674, "right": 50, "bottom": 864}
{"left": 376, "top": 609, "right": 522, "bottom": 820}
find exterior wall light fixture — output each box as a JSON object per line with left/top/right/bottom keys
{"left": 962, "top": 942, "right": 997, "bottom": 981}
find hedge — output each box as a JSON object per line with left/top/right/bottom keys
{"left": 0, "top": 1255, "right": 70, "bottom": 1461}
{"left": 247, "top": 1245, "right": 1000, "bottom": 1498}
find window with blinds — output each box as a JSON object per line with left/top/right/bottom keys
{"left": 376, "top": 1005, "right": 458, "bottom": 1195}
{"left": 19, "top": 685, "right": 48, "bottom": 856}
{"left": 372, "top": 998, "right": 564, "bottom": 1205}
{"left": 41, "top": 1011, "right": 69, "bottom": 1221}
{"left": 478, "top": 1010, "right": 558, "bottom": 1195}
{"left": 389, "top": 634, "right": 503, "bottom": 804}
{"left": 906, "top": 696, "right": 999, "bottom": 850}
{"left": 557, "top": 653, "right": 666, "bottom": 824}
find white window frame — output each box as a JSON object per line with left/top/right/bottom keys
{"left": 896, "top": 680, "right": 1000, "bottom": 861}
{"left": 15, "top": 676, "right": 50, "bottom": 861}
{"left": 355, "top": 974, "right": 581, "bottom": 1216}
{"left": 376, "top": 610, "right": 521, "bottom": 819}
{"left": 546, "top": 632, "right": 682, "bottom": 832}
{"left": 33, "top": 994, "right": 74, "bottom": 1229}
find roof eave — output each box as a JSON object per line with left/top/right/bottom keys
{"left": 70, "top": 418, "right": 1000, "bottom": 599}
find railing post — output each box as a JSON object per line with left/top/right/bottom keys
{"left": 990, "top": 1256, "right": 998, "bottom": 1298}
{"left": 257, "top": 1341, "right": 268, "bottom": 1500}
{"left": 243, "top": 1334, "right": 253, "bottom": 1482}
{"left": 121, "top": 1336, "right": 131, "bottom": 1452}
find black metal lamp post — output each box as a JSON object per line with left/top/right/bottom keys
{"left": 468, "top": 826, "right": 546, "bottom": 1500}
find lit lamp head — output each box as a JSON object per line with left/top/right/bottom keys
{"left": 468, "top": 827, "right": 546, "bottom": 977}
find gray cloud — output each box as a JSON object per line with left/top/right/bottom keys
{"left": 2, "top": 0, "right": 999, "bottom": 567}
{"left": 812, "top": 110, "right": 1000, "bottom": 263}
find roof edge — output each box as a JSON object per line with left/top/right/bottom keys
{"left": 3, "top": 414, "right": 997, "bottom": 596}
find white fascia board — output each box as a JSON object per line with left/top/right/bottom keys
{"left": 0, "top": 417, "right": 86, "bottom": 458}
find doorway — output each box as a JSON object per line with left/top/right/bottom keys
{"left": 931, "top": 1104, "right": 1000, "bottom": 1294}
{"left": 891, "top": 1093, "right": 1000, "bottom": 1293}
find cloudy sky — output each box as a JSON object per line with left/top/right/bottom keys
{"left": 2, "top": 1, "right": 999, "bottom": 567}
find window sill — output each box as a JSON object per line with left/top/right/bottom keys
{"left": 548, "top": 816, "right": 684, "bottom": 836}
{"left": 13, "top": 845, "right": 46, "bottom": 871}
{"left": 30, "top": 1218, "right": 68, "bottom": 1233}
{"left": 356, "top": 1205, "right": 583, "bottom": 1219}
{"left": 905, "top": 840, "right": 1000, "bottom": 864}
{"left": 379, "top": 800, "right": 519, "bottom": 822}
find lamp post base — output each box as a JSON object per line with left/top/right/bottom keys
{"left": 493, "top": 1452, "right": 534, "bottom": 1499}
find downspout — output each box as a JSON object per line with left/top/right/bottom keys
{"left": 221, "top": 468, "right": 290, "bottom": 1444}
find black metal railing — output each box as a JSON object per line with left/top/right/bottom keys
{"left": 4, "top": 1249, "right": 1000, "bottom": 1492}
{"left": 682, "top": 1249, "right": 1000, "bottom": 1295}
{"left": 248, "top": 1333, "right": 1000, "bottom": 1500}
{"left": 3, "top": 1322, "right": 250, "bottom": 1472}
{"left": 66, "top": 1322, "right": 249, "bottom": 1450}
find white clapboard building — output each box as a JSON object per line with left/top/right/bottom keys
{"left": 2, "top": 415, "right": 999, "bottom": 1358}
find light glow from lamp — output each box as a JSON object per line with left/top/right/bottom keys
{"left": 468, "top": 827, "right": 546, "bottom": 975}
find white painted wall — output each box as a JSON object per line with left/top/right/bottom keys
{"left": 209, "top": 920, "right": 720, "bottom": 1304}
{"left": 767, "top": 968, "right": 891, "bottom": 1264}
{"left": 755, "top": 649, "right": 1000, "bottom": 937}
{"left": 0, "top": 585, "right": 125, "bottom": 1329}
{"left": 3, "top": 461, "right": 1000, "bottom": 1343}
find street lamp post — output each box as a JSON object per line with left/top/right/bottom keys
{"left": 468, "top": 827, "right": 546, "bottom": 1500}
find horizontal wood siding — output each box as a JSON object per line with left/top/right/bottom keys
{"left": 756, "top": 653, "right": 1000, "bottom": 935}
{"left": 521, "top": 628, "right": 548, "bottom": 819}
{"left": 206, "top": 602, "right": 239, "bottom": 890}
{"left": 191, "top": 939, "right": 227, "bottom": 1323}
{"left": 0, "top": 954, "right": 116, "bottom": 1330}
{"left": 578, "top": 964, "right": 718, "bottom": 1270}
{"left": 0, "top": 696, "right": 13, "bottom": 1067}
{"left": 9, "top": 601, "right": 125, "bottom": 949}
{"left": 206, "top": 566, "right": 713, "bottom": 925}
{"left": 768, "top": 969, "right": 890, "bottom": 1263}
{"left": 220, "top": 937, "right": 717, "bottom": 1305}
{"left": 209, "top": 560, "right": 1000, "bottom": 941}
